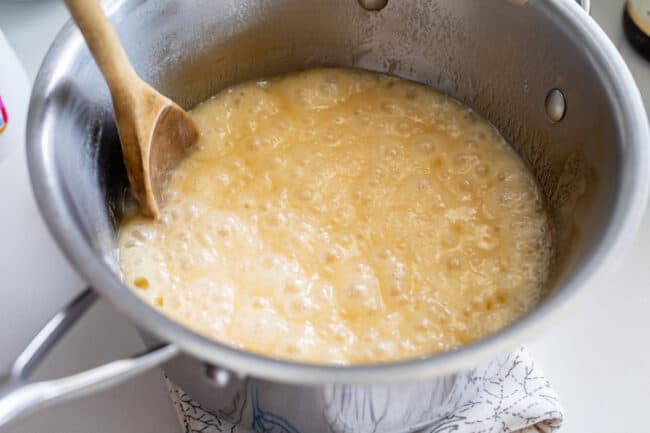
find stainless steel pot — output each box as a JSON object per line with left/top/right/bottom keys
{"left": 1, "top": 0, "right": 648, "bottom": 430}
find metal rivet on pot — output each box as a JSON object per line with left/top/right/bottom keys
{"left": 204, "top": 364, "right": 231, "bottom": 387}
{"left": 358, "top": 0, "right": 388, "bottom": 11}
{"left": 545, "top": 89, "right": 566, "bottom": 123}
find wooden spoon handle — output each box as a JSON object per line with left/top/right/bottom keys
{"left": 64, "top": 0, "right": 139, "bottom": 101}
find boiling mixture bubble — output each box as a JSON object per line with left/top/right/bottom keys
{"left": 117, "top": 68, "right": 552, "bottom": 365}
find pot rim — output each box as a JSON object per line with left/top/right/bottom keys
{"left": 26, "top": 0, "right": 650, "bottom": 384}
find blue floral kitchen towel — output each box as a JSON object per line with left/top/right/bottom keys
{"left": 166, "top": 347, "right": 562, "bottom": 433}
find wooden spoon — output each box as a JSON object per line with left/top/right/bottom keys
{"left": 64, "top": 0, "right": 198, "bottom": 218}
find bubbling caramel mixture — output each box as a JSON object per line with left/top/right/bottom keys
{"left": 118, "top": 68, "right": 552, "bottom": 364}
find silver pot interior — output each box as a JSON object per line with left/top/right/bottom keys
{"left": 27, "top": 0, "right": 648, "bottom": 383}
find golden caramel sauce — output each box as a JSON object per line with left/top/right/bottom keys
{"left": 117, "top": 68, "right": 552, "bottom": 364}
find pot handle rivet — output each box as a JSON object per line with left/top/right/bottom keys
{"left": 358, "top": 0, "right": 388, "bottom": 11}
{"left": 204, "top": 364, "right": 231, "bottom": 387}
{"left": 545, "top": 89, "right": 567, "bottom": 123}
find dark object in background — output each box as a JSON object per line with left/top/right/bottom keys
{"left": 624, "top": 0, "right": 650, "bottom": 61}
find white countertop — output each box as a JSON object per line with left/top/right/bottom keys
{"left": 0, "top": 1, "right": 648, "bottom": 432}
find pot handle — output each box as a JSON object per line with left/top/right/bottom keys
{"left": 0, "top": 288, "right": 179, "bottom": 428}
